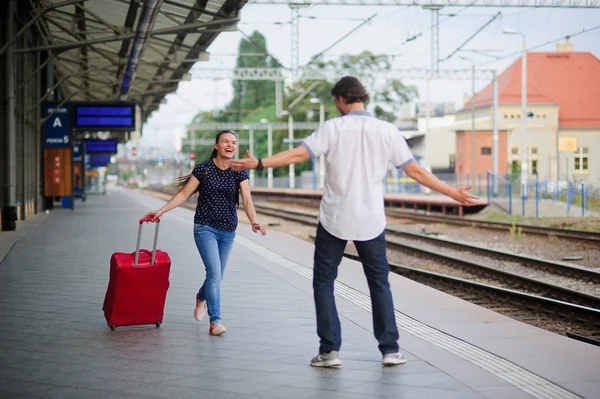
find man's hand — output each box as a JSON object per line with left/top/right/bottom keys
{"left": 230, "top": 150, "right": 259, "bottom": 171}
{"left": 449, "top": 186, "right": 480, "bottom": 206}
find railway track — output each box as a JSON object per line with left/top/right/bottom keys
{"left": 343, "top": 252, "right": 600, "bottom": 347}
{"left": 255, "top": 203, "right": 600, "bottom": 283}
{"left": 386, "top": 208, "right": 600, "bottom": 244}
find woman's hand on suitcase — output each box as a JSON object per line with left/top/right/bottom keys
{"left": 144, "top": 210, "right": 163, "bottom": 223}
{"left": 252, "top": 223, "right": 266, "bottom": 236}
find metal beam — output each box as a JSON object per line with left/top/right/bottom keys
{"left": 182, "top": 138, "right": 250, "bottom": 145}
{"left": 247, "top": 0, "right": 600, "bottom": 7}
{"left": 0, "top": 0, "right": 90, "bottom": 56}
{"left": 287, "top": 81, "right": 321, "bottom": 110}
{"left": 191, "top": 67, "right": 496, "bottom": 81}
{"left": 43, "top": 16, "right": 118, "bottom": 65}
{"left": 14, "top": 17, "right": 241, "bottom": 53}
{"left": 74, "top": 2, "right": 120, "bottom": 34}
{"left": 16, "top": 52, "right": 57, "bottom": 92}
{"left": 188, "top": 122, "right": 321, "bottom": 130}
{"left": 75, "top": 2, "right": 90, "bottom": 97}
{"left": 28, "top": 65, "right": 114, "bottom": 112}
{"left": 163, "top": 0, "right": 231, "bottom": 18}
{"left": 144, "top": 0, "right": 237, "bottom": 105}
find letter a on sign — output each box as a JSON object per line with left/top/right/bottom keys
{"left": 53, "top": 117, "right": 62, "bottom": 128}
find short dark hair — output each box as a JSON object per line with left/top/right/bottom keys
{"left": 331, "top": 76, "right": 370, "bottom": 104}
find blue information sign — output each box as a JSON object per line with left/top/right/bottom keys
{"left": 90, "top": 154, "right": 112, "bottom": 167}
{"left": 85, "top": 140, "right": 117, "bottom": 154}
{"left": 73, "top": 103, "right": 135, "bottom": 130}
{"left": 43, "top": 103, "right": 70, "bottom": 148}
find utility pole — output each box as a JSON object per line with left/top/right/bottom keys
{"left": 504, "top": 29, "right": 528, "bottom": 199}
{"left": 266, "top": 122, "right": 273, "bottom": 188}
{"left": 460, "top": 56, "right": 477, "bottom": 183}
{"left": 288, "top": 113, "right": 295, "bottom": 188}
{"left": 249, "top": 129, "right": 255, "bottom": 187}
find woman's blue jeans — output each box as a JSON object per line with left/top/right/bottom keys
{"left": 193, "top": 224, "right": 236, "bottom": 324}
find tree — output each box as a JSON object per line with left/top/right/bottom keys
{"left": 229, "top": 31, "right": 281, "bottom": 122}
{"left": 305, "top": 51, "right": 418, "bottom": 122}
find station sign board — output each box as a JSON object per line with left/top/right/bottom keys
{"left": 559, "top": 137, "right": 577, "bottom": 152}
{"left": 90, "top": 154, "right": 112, "bottom": 168}
{"left": 73, "top": 102, "right": 135, "bottom": 131}
{"left": 85, "top": 139, "right": 118, "bottom": 154}
{"left": 43, "top": 103, "right": 70, "bottom": 148}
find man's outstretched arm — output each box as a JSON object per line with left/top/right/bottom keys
{"left": 230, "top": 146, "right": 312, "bottom": 171}
{"left": 403, "top": 161, "right": 480, "bottom": 206}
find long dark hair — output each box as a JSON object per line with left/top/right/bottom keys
{"left": 174, "top": 130, "right": 238, "bottom": 195}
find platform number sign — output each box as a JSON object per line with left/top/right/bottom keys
{"left": 43, "top": 103, "right": 70, "bottom": 148}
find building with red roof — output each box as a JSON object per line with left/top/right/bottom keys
{"left": 454, "top": 41, "right": 599, "bottom": 184}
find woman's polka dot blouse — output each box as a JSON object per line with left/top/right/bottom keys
{"left": 191, "top": 159, "right": 249, "bottom": 232}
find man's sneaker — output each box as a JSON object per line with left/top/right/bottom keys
{"left": 209, "top": 323, "right": 227, "bottom": 336}
{"left": 193, "top": 297, "right": 206, "bottom": 321}
{"left": 310, "top": 351, "right": 341, "bottom": 368}
{"left": 382, "top": 352, "right": 407, "bottom": 366}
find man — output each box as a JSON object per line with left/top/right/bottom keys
{"left": 230, "top": 76, "right": 479, "bottom": 367}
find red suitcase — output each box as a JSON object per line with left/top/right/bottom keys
{"left": 103, "top": 217, "right": 171, "bottom": 331}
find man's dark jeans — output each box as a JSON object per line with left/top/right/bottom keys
{"left": 313, "top": 223, "right": 400, "bottom": 355}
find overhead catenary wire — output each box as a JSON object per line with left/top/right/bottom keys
{"left": 237, "top": 29, "right": 289, "bottom": 70}
{"left": 475, "top": 24, "right": 600, "bottom": 67}
{"left": 440, "top": 11, "right": 502, "bottom": 62}
{"left": 390, "top": 4, "right": 535, "bottom": 54}
{"left": 302, "top": 13, "right": 378, "bottom": 68}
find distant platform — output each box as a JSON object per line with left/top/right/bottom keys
{"left": 251, "top": 188, "right": 488, "bottom": 216}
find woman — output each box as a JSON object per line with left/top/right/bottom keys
{"left": 144, "top": 131, "right": 266, "bottom": 336}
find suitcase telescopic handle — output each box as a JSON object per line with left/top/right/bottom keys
{"left": 134, "top": 217, "right": 160, "bottom": 267}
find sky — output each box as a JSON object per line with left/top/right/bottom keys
{"left": 140, "top": 3, "right": 600, "bottom": 151}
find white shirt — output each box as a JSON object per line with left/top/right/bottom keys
{"left": 301, "top": 111, "right": 414, "bottom": 241}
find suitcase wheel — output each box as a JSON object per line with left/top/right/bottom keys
{"left": 156, "top": 321, "right": 161, "bottom": 328}
{"left": 110, "top": 324, "right": 116, "bottom": 331}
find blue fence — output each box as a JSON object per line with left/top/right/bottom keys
{"left": 486, "top": 172, "right": 513, "bottom": 214}
{"left": 383, "top": 170, "right": 598, "bottom": 218}
{"left": 384, "top": 172, "right": 487, "bottom": 196}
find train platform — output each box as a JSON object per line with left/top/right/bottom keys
{"left": 1, "top": 187, "right": 599, "bottom": 399}
{"left": 250, "top": 188, "right": 489, "bottom": 216}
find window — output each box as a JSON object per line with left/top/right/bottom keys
{"left": 531, "top": 159, "right": 538, "bottom": 175}
{"left": 449, "top": 154, "right": 456, "bottom": 169}
{"left": 481, "top": 147, "right": 492, "bottom": 155}
{"left": 574, "top": 146, "right": 589, "bottom": 172}
{"left": 511, "top": 146, "right": 519, "bottom": 156}
{"left": 511, "top": 160, "right": 520, "bottom": 176}
{"left": 531, "top": 146, "right": 538, "bottom": 155}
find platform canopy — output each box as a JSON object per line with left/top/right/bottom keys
{"left": 22, "top": 0, "right": 245, "bottom": 121}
